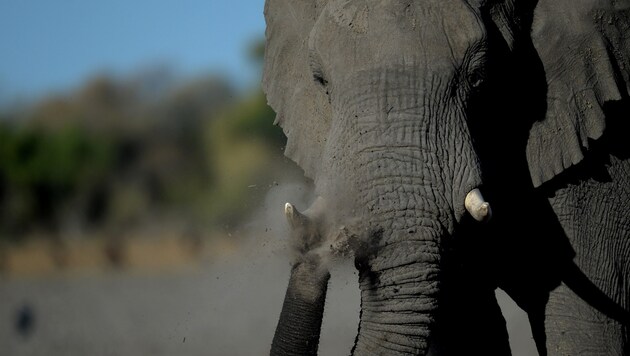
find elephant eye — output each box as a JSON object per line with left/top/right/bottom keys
{"left": 309, "top": 50, "right": 329, "bottom": 91}
{"left": 312, "top": 70, "right": 330, "bottom": 100}
{"left": 464, "top": 41, "right": 489, "bottom": 91}
{"left": 468, "top": 67, "right": 486, "bottom": 89}
{"left": 313, "top": 72, "right": 328, "bottom": 88}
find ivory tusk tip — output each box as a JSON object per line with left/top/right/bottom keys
{"left": 284, "top": 203, "right": 301, "bottom": 226}
{"left": 465, "top": 189, "right": 492, "bottom": 222}
{"left": 284, "top": 202, "right": 294, "bottom": 216}
{"left": 480, "top": 206, "right": 492, "bottom": 221}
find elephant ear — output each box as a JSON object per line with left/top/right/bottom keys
{"left": 262, "top": 0, "right": 331, "bottom": 181}
{"left": 526, "top": 0, "right": 630, "bottom": 187}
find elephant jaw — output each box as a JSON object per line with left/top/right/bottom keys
{"left": 285, "top": 186, "right": 493, "bottom": 261}
{"left": 464, "top": 188, "right": 492, "bottom": 222}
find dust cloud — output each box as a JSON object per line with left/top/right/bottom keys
{"left": 244, "top": 180, "right": 361, "bottom": 355}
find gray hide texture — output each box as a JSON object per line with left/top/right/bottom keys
{"left": 263, "top": 0, "right": 630, "bottom": 188}
{"left": 263, "top": 0, "right": 630, "bottom": 355}
{"left": 527, "top": 0, "right": 630, "bottom": 187}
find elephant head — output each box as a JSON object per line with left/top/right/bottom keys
{"left": 263, "top": 0, "right": 630, "bottom": 354}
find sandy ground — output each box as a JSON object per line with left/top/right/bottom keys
{"left": 0, "top": 247, "right": 360, "bottom": 356}
{"left": 0, "top": 251, "right": 537, "bottom": 356}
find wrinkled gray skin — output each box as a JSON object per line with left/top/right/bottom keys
{"left": 265, "top": 0, "right": 630, "bottom": 355}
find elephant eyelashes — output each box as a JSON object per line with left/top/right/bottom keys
{"left": 311, "top": 67, "right": 330, "bottom": 100}
{"left": 310, "top": 62, "right": 331, "bottom": 100}
{"left": 449, "top": 64, "right": 487, "bottom": 100}
{"left": 463, "top": 41, "right": 489, "bottom": 91}
{"left": 309, "top": 51, "right": 329, "bottom": 92}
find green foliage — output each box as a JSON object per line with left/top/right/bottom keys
{"left": 0, "top": 122, "right": 115, "bottom": 236}
{"left": 0, "top": 124, "right": 113, "bottom": 193}
{"left": 0, "top": 67, "right": 296, "bottom": 243}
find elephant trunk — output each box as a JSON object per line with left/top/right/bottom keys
{"left": 271, "top": 262, "right": 330, "bottom": 356}
{"left": 271, "top": 200, "right": 331, "bottom": 356}
{"left": 351, "top": 226, "right": 442, "bottom": 355}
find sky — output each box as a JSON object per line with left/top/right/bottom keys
{"left": 0, "top": 1, "right": 266, "bottom": 103}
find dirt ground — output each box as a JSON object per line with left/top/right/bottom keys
{"left": 0, "top": 239, "right": 360, "bottom": 356}
{"left": 0, "top": 241, "right": 537, "bottom": 356}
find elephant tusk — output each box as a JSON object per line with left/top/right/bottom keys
{"left": 465, "top": 188, "right": 492, "bottom": 222}
{"left": 285, "top": 197, "right": 327, "bottom": 228}
{"left": 285, "top": 202, "right": 307, "bottom": 229}
{"left": 284, "top": 202, "right": 294, "bottom": 218}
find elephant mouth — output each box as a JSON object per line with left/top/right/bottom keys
{"left": 286, "top": 186, "right": 491, "bottom": 262}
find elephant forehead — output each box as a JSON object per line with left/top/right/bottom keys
{"left": 370, "top": 0, "right": 484, "bottom": 62}
{"left": 313, "top": 0, "right": 485, "bottom": 70}
{"left": 333, "top": 66, "right": 440, "bottom": 116}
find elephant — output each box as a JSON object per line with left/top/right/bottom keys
{"left": 263, "top": 0, "right": 630, "bottom": 355}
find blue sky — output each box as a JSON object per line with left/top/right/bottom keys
{"left": 0, "top": 1, "right": 266, "bottom": 102}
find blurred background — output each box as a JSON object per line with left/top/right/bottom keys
{"left": 0, "top": 1, "right": 535, "bottom": 355}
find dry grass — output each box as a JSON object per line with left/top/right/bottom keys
{"left": 0, "top": 233, "right": 240, "bottom": 277}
